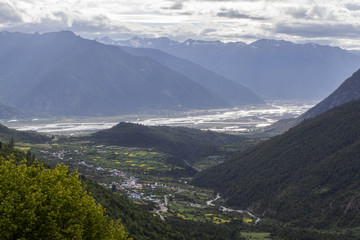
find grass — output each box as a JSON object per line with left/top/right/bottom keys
{"left": 240, "top": 232, "right": 272, "bottom": 240}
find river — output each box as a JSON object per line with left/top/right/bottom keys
{"left": 2, "top": 100, "right": 316, "bottom": 135}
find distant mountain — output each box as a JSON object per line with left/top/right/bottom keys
{"left": 116, "top": 37, "right": 360, "bottom": 100}
{"left": 0, "top": 102, "right": 24, "bottom": 119}
{"left": 263, "top": 68, "right": 360, "bottom": 135}
{"left": 88, "top": 122, "right": 244, "bottom": 167}
{"left": 300, "top": 68, "right": 360, "bottom": 120}
{"left": 0, "top": 31, "right": 237, "bottom": 117}
{"left": 120, "top": 46, "right": 264, "bottom": 106}
{"left": 193, "top": 99, "right": 360, "bottom": 229}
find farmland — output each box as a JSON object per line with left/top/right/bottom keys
{"left": 13, "top": 139, "right": 264, "bottom": 228}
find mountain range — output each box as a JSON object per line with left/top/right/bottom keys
{"left": 119, "top": 46, "right": 263, "bottom": 106}
{"left": 106, "top": 36, "right": 360, "bottom": 100}
{"left": 0, "top": 31, "right": 262, "bottom": 117}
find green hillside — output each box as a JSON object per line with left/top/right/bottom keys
{"left": 0, "top": 123, "right": 49, "bottom": 143}
{"left": 88, "top": 122, "right": 244, "bottom": 166}
{"left": 193, "top": 100, "right": 360, "bottom": 229}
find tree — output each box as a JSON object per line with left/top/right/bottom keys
{"left": 0, "top": 155, "right": 131, "bottom": 240}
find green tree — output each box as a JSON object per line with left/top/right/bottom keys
{"left": 0, "top": 155, "right": 131, "bottom": 240}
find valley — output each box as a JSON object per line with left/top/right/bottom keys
{"left": 13, "top": 138, "right": 270, "bottom": 238}
{"left": 2, "top": 100, "right": 315, "bottom": 135}
{"left": 0, "top": 23, "right": 359, "bottom": 238}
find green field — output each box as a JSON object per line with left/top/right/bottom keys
{"left": 240, "top": 232, "right": 272, "bottom": 240}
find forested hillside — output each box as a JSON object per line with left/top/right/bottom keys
{"left": 0, "top": 123, "right": 49, "bottom": 143}
{"left": 193, "top": 100, "right": 360, "bottom": 229}
{"left": 88, "top": 122, "right": 244, "bottom": 166}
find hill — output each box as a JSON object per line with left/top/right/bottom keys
{"left": 0, "top": 31, "right": 235, "bottom": 117}
{"left": 193, "top": 99, "right": 360, "bottom": 229}
{"left": 119, "top": 46, "right": 264, "bottom": 106}
{"left": 88, "top": 122, "right": 244, "bottom": 166}
{"left": 116, "top": 37, "right": 360, "bottom": 100}
{"left": 0, "top": 102, "right": 24, "bottom": 119}
{"left": 0, "top": 123, "right": 49, "bottom": 143}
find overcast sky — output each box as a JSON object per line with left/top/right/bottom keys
{"left": 1, "top": 0, "right": 360, "bottom": 49}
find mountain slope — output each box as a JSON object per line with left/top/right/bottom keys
{"left": 193, "top": 99, "right": 360, "bottom": 228}
{"left": 0, "top": 31, "right": 230, "bottom": 116}
{"left": 0, "top": 102, "right": 24, "bottom": 119}
{"left": 117, "top": 37, "right": 360, "bottom": 100}
{"left": 88, "top": 122, "right": 244, "bottom": 166}
{"left": 119, "top": 46, "right": 264, "bottom": 105}
{"left": 300, "top": 68, "right": 360, "bottom": 120}
{"left": 263, "top": 68, "right": 360, "bottom": 135}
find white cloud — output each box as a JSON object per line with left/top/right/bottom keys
{"left": 1, "top": 0, "right": 360, "bottom": 49}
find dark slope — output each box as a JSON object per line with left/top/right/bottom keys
{"left": 120, "top": 46, "right": 264, "bottom": 106}
{"left": 89, "top": 122, "right": 244, "bottom": 165}
{"left": 0, "top": 102, "right": 24, "bottom": 119}
{"left": 118, "top": 37, "right": 360, "bottom": 100}
{"left": 0, "top": 31, "right": 229, "bottom": 116}
{"left": 193, "top": 100, "right": 360, "bottom": 228}
{"left": 0, "top": 123, "right": 49, "bottom": 143}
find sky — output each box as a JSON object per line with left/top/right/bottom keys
{"left": 1, "top": 0, "right": 360, "bottom": 49}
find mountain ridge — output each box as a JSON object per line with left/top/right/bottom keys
{"left": 120, "top": 46, "right": 264, "bottom": 106}
{"left": 110, "top": 36, "right": 360, "bottom": 100}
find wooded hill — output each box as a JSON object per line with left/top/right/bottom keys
{"left": 193, "top": 99, "right": 360, "bottom": 229}
{"left": 0, "top": 123, "right": 49, "bottom": 143}
{"left": 88, "top": 122, "right": 244, "bottom": 167}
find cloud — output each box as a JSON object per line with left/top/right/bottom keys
{"left": 0, "top": 2, "right": 23, "bottom": 24}
{"left": 199, "top": 28, "right": 217, "bottom": 35}
{"left": 345, "top": 3, "right": 360, "bottom": 11}
{"left": 276, "top": 23, "right": 360, "bottom": 38}
{"left": 285, "top": 5, "right": 336, "bottom": 20}
{"left": 217, "top": 8, "right": 267, "bottom": 20}
{"left": 162, "top": 1, "right": 185, "bottom": 10}
{"left": 285, "top": 7, "right": 308, "bottom": 19}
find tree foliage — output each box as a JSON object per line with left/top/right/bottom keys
{"left": 0, "top": 156, "right": 130, "bottom": 240}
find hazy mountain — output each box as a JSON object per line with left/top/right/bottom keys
{"left": 263, "top": 68, "right": 360, "bottom": 135}
{"left": 0, "top": 102, "right": 24, "bottom": 119}
{"left": 193, "top": 99, "right": 360, "bottom": 228}
{"left": 0, "top": 31, "right": 235, "bottom": 117}
{"left": 119, "top": 46, "right": 264, "bottom": 106}
{"left": 300, "top": 68, "right": 360, "bottom": 120}
{"left": 116, "top": 37, "right": 360, "bottom": 100}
